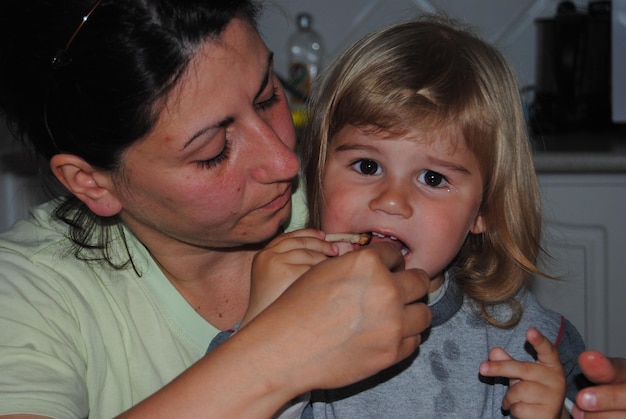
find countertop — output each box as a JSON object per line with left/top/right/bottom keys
{"left": 532, "top": 128, "right": 626, "bottom": 173}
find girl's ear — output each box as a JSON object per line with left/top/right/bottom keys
{"left": 470, "top": 212, "right": 487, "bottom": 234}
{"left": 50, "top": 154, "right": 122, "bottom": 217}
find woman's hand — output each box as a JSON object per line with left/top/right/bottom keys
{"left": 239, "top": 241, "right": 432, "bottom": 392}
{"left": 479, "top": 327, "right": 568, "bottom": 419}
{"left": 572, "top": 351, "right": 626, "bottom": 418}
{"left": 241, "top": 228, "right": 340, "bottom": 328}
{"left": 122, "top": 242, "right": 431, "bottom": 419}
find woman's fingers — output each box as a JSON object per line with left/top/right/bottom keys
{"left": 364, "top": 242, "right": 406, "bottom": 272}
{"left": 578, "top": 351, "right": 626, "bottom": 385}
{"left": 245, "top": 241, "right": 432, "bottom": 392}
{"left": 574, "top": 351, "right": 626, "bottom": 416}
{"left": 399, "top": 296, "right": 432, "bottom": 341}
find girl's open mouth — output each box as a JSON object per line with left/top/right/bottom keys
{"left": 369, "top": 232, "right": 410, "bottom": 256}
{"left": 324, "top": 232, "right": 410, "bottom": 256}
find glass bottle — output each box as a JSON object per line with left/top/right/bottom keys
{"left": 287, "top": 13, "right": 324, "bottom": 128}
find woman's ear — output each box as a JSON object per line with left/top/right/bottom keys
{"left": 50, "top": 154, "right": 122, "bottom": 217}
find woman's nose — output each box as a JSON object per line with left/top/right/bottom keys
{"left": 368, "top": 181, "right": 414, "bottom": 218}
{"left": 247, "top": 122, "right": 300, "bottom": 184}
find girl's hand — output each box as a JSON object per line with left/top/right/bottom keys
{"left": 572, "top": 351, "right": 626, "bottom": 419}
{"left": 241, "top": 229, "right": 340, "bottom": 328}
{"left": 479, "top": 327, "right": 568, "bottom": 419}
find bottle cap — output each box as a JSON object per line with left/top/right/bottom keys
{"left": 297, "top": 13, "right": 311, "bottom": 30}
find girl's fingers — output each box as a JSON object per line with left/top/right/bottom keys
{"left": 485, "top": 348, "right": 521, "bottom": 386}
{"left": 480, "top": 328, "right": 562, "bottom": 382}
{"left": 526, "top": 327, "right": 562, "bottom": 368}
{"left": 478, "top": 328, "right": 566, "bottom": 418}
{"left": 489, "top": 347, "right": 513, "bottom": 361}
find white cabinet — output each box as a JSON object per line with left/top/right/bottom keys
{"left": 531, "top": 173, "right": 626, "bottom": 357}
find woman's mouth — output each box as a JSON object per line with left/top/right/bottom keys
{"left": 261, "top": 187, "right": 291, "bottom": 212}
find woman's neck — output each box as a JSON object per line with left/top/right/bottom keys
{"left": 151, "top": 244, "right": 258, "bottom": 330}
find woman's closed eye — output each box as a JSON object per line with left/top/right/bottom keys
{"left": 196, "top": 140, "right": 231, "bottom": 170}
{"left": 255, "top": 86, "right": 279, "bottom": 111}
{"left": 352, "top": 158, "right": 382, "bottom": 176}
{"left": 419, "top": 169, "right": 449, "bottom": 188}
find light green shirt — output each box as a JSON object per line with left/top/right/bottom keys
{"left": 0, "top": 188, "right": 308, "bottom": 418}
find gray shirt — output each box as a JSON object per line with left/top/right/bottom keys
{"left": 308, "top": 275, "right": 586, "bottom": 418}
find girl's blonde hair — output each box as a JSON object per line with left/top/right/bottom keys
{"left": 303, "top": 16, "right": 543, "bottom": 327}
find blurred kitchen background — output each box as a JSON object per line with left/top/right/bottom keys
{"left": 1, "top": 0, "right": 626, "bottom": 355}
{"left": 264, "top": 0, "right": 565, "bottom": 99}
{"left": 261, "top": 0, "right": 625, "bottom": 135}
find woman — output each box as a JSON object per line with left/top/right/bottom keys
{"left": 0, "top": 1, "right": 431, "bottom": 417}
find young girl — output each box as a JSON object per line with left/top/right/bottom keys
{"left": 296, "top": 17, "right": 587, "bottom": 418}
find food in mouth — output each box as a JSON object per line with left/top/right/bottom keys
{"left": 370, "top": 232, "right": 410, "bottom": 256}
{"left": 324, "top": 232, "right": 409, "bottom": 256}
{"left": 325, "top": 233, "right": 372, "bottom": 245}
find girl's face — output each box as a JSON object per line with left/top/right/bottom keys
{"left": 111, "top": 18, "right": 299, "bottom": 249}
{"left": 320, "top": 124, "right": 486, "bottom": 289}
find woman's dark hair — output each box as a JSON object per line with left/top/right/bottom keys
{"left": 0, "top": 0, "right": 260, "bottom": 268}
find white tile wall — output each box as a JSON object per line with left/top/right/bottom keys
{"left": 259, "top": 0, "right": 588, "bottom": 91}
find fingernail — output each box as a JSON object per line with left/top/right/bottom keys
{"left": 581, "top": 392, "right": 597, "bottom": 408}
{"left": 479, "top": 362, "right": 488, "bottom": 374}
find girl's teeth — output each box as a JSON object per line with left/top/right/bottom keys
{"left": 371, "top": 232, "right": 397, "bottom": 240}
{"left": 369, "top": 232, "right": 409, "bottom": 255}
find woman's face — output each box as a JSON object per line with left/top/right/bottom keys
{"left": 112, "top": 18, "right": 298, "bottom": 249}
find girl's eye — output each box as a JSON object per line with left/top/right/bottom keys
{"left": 419, "top": 170, "right": 448, "bottom": 188}
{"left": 196, "top": 140, "right": 231, "bottom": 170}
{"left": 352, "top": 159, "right": 382, "bottom": 176}
{"left": 255, "top": 86, "right": 279, "bottom": 111}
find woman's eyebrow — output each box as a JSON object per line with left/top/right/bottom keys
{"left": 254, "top": 51, "right": 274, "bottom": 102}
{"left": 181, "top": 52, "right": 274, "bottom": 151}
{"left": 181, "top": 117, "right": 233, "bottom": 151}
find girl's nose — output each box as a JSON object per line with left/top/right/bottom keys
{"left": 368, "top": 182, "right": 414, "bottom": 218}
